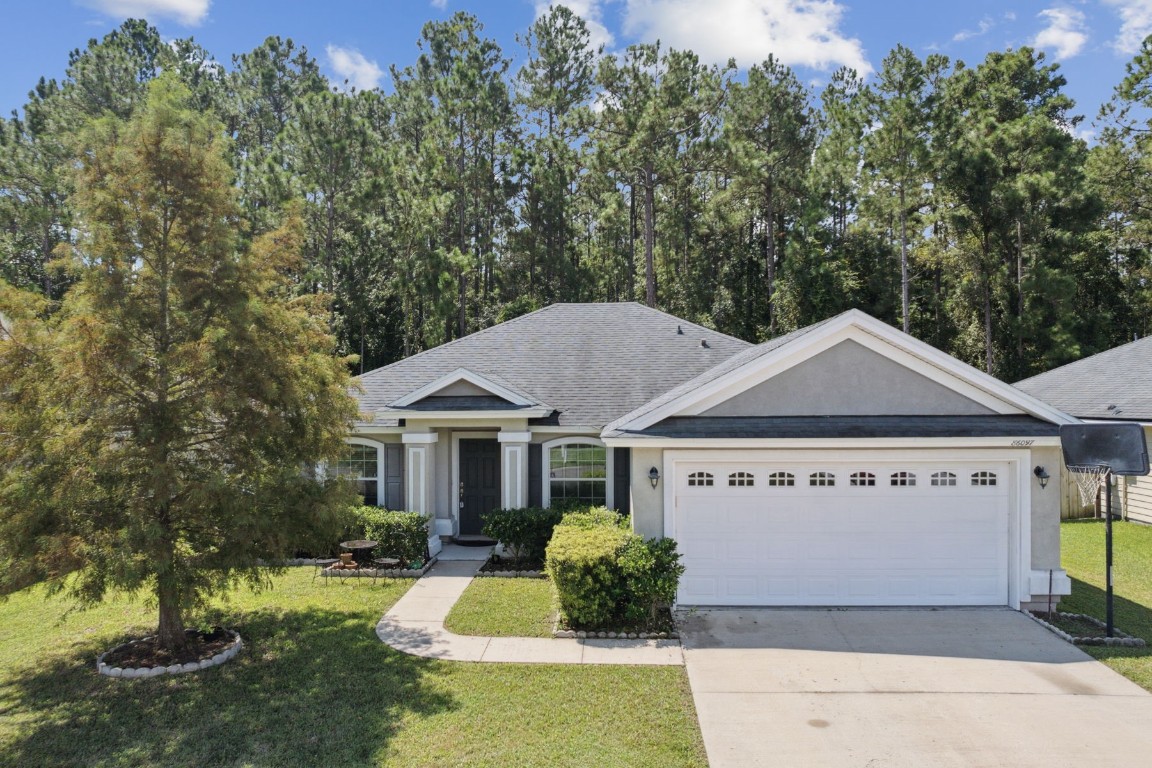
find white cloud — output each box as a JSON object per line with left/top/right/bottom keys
{"left": 1105, "top": 0, "right": 1152, "bottom": 54}
{"left": 326, "top": 45, "right": 384, "bottom": 92}
{"left": 430, "top": 0, "right": 447, "bottom": 9}
{"left": 77, "top": 0, "right": 209, "bottom": 25}
{"left": 621, "top": 0, "right": 871, "bottom": 75}
{"left": 953, "top": 16, "right": 994, "bottom": 43}
{"left": 534, "top": 1, "right": 615, "bottom": 51}
{"left": 1032, "top": 7, "right": 1088, "bottom": 59}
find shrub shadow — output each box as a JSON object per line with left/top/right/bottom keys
{"left": 1061, "top": 576, "right": 1152, "bottom": 661}
{"left": 0, "top": 606, "right": 455, "bottom": 767}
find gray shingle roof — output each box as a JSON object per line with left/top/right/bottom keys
{"left": 355, "top": 303, "right": 753, "bottom": 428}
{"left": 611, "top": 415, "right": 1060, "bottom": 440}
{"left": 1015, "top": 336, "right": 1152, "bottom": 421}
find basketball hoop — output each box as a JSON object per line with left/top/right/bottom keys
{"left": 1067, "top": 464, "right": 1109, "bottom": 510}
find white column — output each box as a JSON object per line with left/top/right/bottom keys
{"left": 498, "top": 431, "right": 532, "bottom": 509}
{"left": 402, "top": 431, "right": 439, "bottom": 517}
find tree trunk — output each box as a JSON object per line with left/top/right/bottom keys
{"left": 156, "top": 568, "right": 188, "bottom": 653}
{"left": 1016, "top": 218, "right": 1024, "bottom": 359}
{"left": 900, "top": 184, "right": 909, "bottom": 333}
{"left": 765, "top": 184, "right": 777, "bottom": 336}
{"left": 643, "top": 163, "right": 657, "bottom": 308}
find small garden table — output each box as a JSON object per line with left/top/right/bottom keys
{"left": 340, "top": 540, "right": 378, "bottom": 566}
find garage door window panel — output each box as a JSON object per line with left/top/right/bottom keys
{"left": 850, "top": 471, "right": 876, "bottom": 487}
{"left": 688, "top": 471, "right": 714, "bottom": 487}
{"left": 891, "top": 471, "right": 916, "bottom": 487}
{"left": 971, "top": 471, "right": 998, "bottom": 486}
{"left": 810, "top": 472, "right": 836, "bottom": 487}
{"left": 767, "top": 471, "right": 795, "bottom": 487}
{"left": 729, "top": 471, "right": 755, "bottom": 487}
{"left": 931, "top": 471, "right": 957, "bottom": 487}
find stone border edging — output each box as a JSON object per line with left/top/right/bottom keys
{"left": 475, "top": 569, "right": 546, "bottom": 579}
{"left": 97, "top": 629, "right": 243, "bottom": 679}
{"left": 552, "top": 627, "right": 679, "bottom": 640}
{"left": 320, "top": 557, "right": 437, "bottom": 579}
{"left": 1025, "top": 611, "right": 1146, "bottom": 647}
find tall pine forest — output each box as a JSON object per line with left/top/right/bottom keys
{"left": 4, "top": 10, "right": 1152, "bottom": 381}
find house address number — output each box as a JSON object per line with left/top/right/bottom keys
{"left": 1010, "top": 440, "right": 1034, "bottom": 446}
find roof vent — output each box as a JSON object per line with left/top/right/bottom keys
{"left": 677, "top": 325, "right": 684, "bottom": 335}
{"left": 700, "top": 339, "right": 709, "bottom": 348}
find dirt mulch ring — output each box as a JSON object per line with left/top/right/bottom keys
{"left": 102, "top": 627, "right": 235, "bottom": 669}
{"left": 1036, "top": 612, "right": 1113, "bottom": 639}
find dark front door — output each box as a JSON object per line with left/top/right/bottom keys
{"left": 459, "top": 439, "right": 500, "bottom": 536}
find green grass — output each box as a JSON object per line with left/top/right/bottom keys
{"left": 0, "top": 569, "right": 706, "bottom": 767}
{"left": 1060, "top": 519, "right": 1152, "bottom": 690}
{"left": 444, "top": 577, "right": 557, "bottom": 638}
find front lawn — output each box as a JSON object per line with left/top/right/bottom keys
{"left": 444, "top": 577, "right": 556, "bottom": 638}
{"left": 0, "top": 568, "right": 705, "bottom": 767}
{"left": 1060, "top": 519, "right": 1152, "bottom": 690}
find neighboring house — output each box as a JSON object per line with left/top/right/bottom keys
{"left": 349, "top": 302, "right": 1074, "bottom": 610}
{"left": 1016, "top": 336, "right": 1152, "bottom": 524}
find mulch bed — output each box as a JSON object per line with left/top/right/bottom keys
{"left": 1035, "top": 612, "right": 1113, "bottom": 639}
{"left": 479, "top": 556, "right": 545, "bottom": 574}
{"left": 102, "top": 627, "right": 235, "bottom": 668}
{"left": 557, "top": 607, "right": 677, "bottom": 639}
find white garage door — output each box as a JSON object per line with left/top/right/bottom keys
{"left": 675, "top": 458, "right": 1011, "bottom": 606}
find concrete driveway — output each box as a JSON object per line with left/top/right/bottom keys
{"left": 679, "top": 608, "right": 1152, "bottom": 767}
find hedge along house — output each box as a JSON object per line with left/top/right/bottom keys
{"left": 349, "top": 303, "right": 1076, "bottom": 610}
{"left": 1015, "top": 335, "right": 1152, "bottom": 524}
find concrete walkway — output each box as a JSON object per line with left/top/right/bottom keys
{"left": 374, "top": 551, "right": 682, "bottom": 665}
{"left": 680, "top": 608, "right": 1152, "bottom": 768}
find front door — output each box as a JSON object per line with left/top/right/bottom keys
{"left": 459, "top": 438, "right": 500, "bottom": 536}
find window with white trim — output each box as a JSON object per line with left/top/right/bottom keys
{"left": 850, "top": 471, "right": 876, "bottom": 487}
{"left": 767, "top": 471, "right": 795, "bottom": 487}
{"left": 334, "top": 442, "right": 380, "bottom": 506}
{"left": 546, "top": 440, "right": 607, "bottom": 506}
{"left": 728, "top": 471, "right": 755, "bottom": 487}
{"left": 971, "top": 471, "right": 998, "bottom": 486}
{"left": 890, "top": 471, "right": 916, "bottom": 487}
{"left": 931, "top": 471, "right": 957, "bottom": 487}
{"left": 688, "top": 471, "right": 714, "bottom": 487}
{"left": 809, "top": 472, "right": 835, "bottom": 487}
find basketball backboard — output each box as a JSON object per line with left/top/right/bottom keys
{"left": 1060, "top": 422, "right": 1150, "bottom": 476}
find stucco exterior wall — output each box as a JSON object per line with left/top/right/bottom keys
{"left": 629, "top": 447, "right": 665, "bottom": 539}
{"left": 1030, "top": 445, "right": 1062, "bottom": 570}
{"left": 702, "top": 340, "right": 996, "bottom": 417}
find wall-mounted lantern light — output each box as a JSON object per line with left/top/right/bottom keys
{"left": 1033, "top": 465, "right": 1050, "bottom": 489}
{"left": 648, "top": 466, "right": 660, "bottom": 489}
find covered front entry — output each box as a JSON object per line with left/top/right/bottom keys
{"left": 672, "top": 451, "right": 1017, "bottom": 607}
{"left": 458, "top": 438, "right": 500, "bottom": 536}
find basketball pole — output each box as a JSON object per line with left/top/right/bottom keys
{"left": 1105, "top": 469, "right": 1114, "bottom": 638}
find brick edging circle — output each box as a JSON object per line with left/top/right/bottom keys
{"left": 96, "top": 629, "right": 243, "bottom": 678}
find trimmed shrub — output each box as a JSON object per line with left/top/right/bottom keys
{"left": 351, "top": 507, "right": 430, "bottom": 567}
{"left": 618, "top": 536, "right": 686, "bottom": 623}
{"left": 559, "top": 506, "right": 628, "bottom": 530}
{"left": 481, "top": 507, "right": 564, "bottom": 565}
{"left": 545, "top": 524, "right": 630, "bottom": 627}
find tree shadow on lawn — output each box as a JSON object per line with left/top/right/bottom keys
{"left": 0, "top": 607, "right": 455, "bottom": 767}
{"left": 1060, "top": 577, "right": 1152, "bottom": 663}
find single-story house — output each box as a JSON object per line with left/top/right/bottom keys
{"left": 349, "top": 302, "right": 1074, "bottom": 610}
{"left": 1016, "top": 335, "right": 1152, "bottom": 524}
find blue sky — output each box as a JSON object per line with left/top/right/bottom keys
{"left": 3, "top": 0, "right": 1152, "bottom": 138}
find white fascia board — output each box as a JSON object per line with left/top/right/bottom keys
{"left": 389, "top": 368, "right": 538, "bottom": 408}
{"left": 377, "top": 407, "right": 552, "bottom": 420}
{"left": 601, "top": 436, "right": 1063, "bottom": 450}
{"left": 617, "top": 310, "right": 1076, "bottom": 432}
